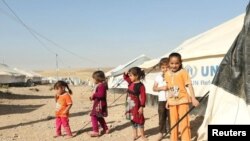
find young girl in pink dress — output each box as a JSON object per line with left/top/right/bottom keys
{"left": 88, "top": 70, "right": 109, "bottom": 137}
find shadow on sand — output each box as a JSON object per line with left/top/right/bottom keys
{"left": 0, "top": 104, "right": 45, "bottom": 115}
{"left": 145, "top": 126, "right": 159, "bottom": 138}
{"left": 0, "top": 102, "right": 125, "bottom": 131}
{"left": 73, "top": 121, "right": 116, "bottom": 137}
{"left": 191, "top": 116, "right": 204, "bottom": 141}
{"left": 0, "top": 91, "right": 53, "bottom": 100}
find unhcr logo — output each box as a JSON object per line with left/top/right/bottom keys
{"left": 185, "top": 65, "right": 198, "bottom": 79}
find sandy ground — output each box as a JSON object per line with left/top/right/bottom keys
{"left": 0, "top": 84, "right": 204, "bottom": 141}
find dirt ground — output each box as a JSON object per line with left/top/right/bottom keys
{"left": 0, "top": 85, "right": 203, "bottom": 141}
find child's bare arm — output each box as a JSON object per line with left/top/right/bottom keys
{"left": 158, "top": 86, "right": 168, "bottom": 91}
{"left": 165, "top": 101, "right": 169, "bottom": 109}
{"left": 153, "top": 82, "right": 168, "bottom": 92}
{"left": 123, "top": 72, "right": 132, "bottom": 84}
{"left": 63, "top": 104, "right": 72, "bottom": 114}
{"left": 153, "top": 82, "right": 159, "bottom": 92}
{"left": 188, "top": 84, "right": 199, "bottom": 107}
{"left": 54, "top": 94, "right": 59, "bottom": 102}
{"left": 138, "top": 107, "right": 144, "bottom": 115}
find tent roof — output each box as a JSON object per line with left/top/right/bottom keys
{"left": 0, "top": 64, "right": 24, "bottom": 76}
{"left": 0, "top": 70, "right": 11, "bottom": 75}
{"left": 14, "top": 68, "right": 42, "bottom": 78}
{"left": 140, "top": 14, "right": 244, "bottom": 69}
{"left": 106, "top": 54, "right": 151, "bottom": 77}
{"left": 139, "top": 58, "right": 160, "bottom": 69}
{"left": 171, "top": 14, "right": 244, "bottom": 60}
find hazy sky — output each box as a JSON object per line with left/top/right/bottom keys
{"left": 0, "top": 0, "right": 249, "bottom": 70}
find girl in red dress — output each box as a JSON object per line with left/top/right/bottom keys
{"left": 124, "top": 67, "right": 147, "bottom": 141}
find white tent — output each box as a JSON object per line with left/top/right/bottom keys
{"left": 0, "top": 64, "right": 26, "bottom": 84}
{"left": 106, "top": 54, "right": 151, "bottom": 77}
{"left": 142, "top": 14, "right": 244, "bottom": 97}
{"left": 196, "top": 6, "right": 250, "bottom": 140}
{"left": 107, "top": 54, "right": 151, "bottom": 88}
{"left": 197, "top": 85, "right": 250, "bottom": 141}
{"left": 141, "top": 13, "right": 248, "bottom": 140}
{"left": 14, "top": 68, "right": 42, "bottom": 85}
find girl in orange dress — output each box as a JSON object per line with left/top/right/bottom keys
{"left": 165, "top": 53, "right": 199, "bottom": 141}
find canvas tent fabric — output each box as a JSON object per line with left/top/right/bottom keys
{"left": 172, "top": 14, "right": 244, "bottom": 97}
{"left": 13, "top": 68, "right": 42, "bottom": 83}
{"left": 197, "top": 5, "right": 250, "bottom": 140}
{"left": 13, "top": 68, "right": 42, "bottom": 78}
{"left": 106, "top": 54, "right": 151, "bottom": 77}
{"left": 0, "top": 71, "right": 12, "bottom": 84}
{"left": 165, "top": 15, "right": 244, "bottom": 60}
{"left": 140, "top": 14, "right": 244, "bottom": 70}
{"left": 0, "top": 64, "right": 26, "bottom": 84}
{"left": 140, "top": 59, "right": 159, "bottom": 69}
{"left": 141, "top": 14, "right": 244, "bottom": 97}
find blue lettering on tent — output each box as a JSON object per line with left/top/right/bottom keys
{"left": 192, "top": 80, "right": 199, "bottom": 85}
{"left": 201, "top": 65, "right": 219, "bottom": 77}
{"left": 201, "top": 66, "right": 209, "bottom": 76}
{"left": 185, "top": 65, "right": 198, "bottom": 79}
{"left": 200, "top": 80, "right": 212, "bottom": 85}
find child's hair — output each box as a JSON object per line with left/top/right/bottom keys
{"left": 169, "top": 52, "right": 183, "bottom": 69}
{"left": 92, "top": 70, "right": 106, "bottom": 82}
{"left": 92, "top": 70, "right": 108, "bottom": 89}
{"left": 159, "top": 57, "right": 169, "bottom": 67}
{"left": 54, "top": 80, "right": 73, "bottom": 94}
{"left": 128, "top": 67, "right": 145, "bottom": 80}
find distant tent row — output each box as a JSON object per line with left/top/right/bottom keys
{"left": 0, "top": 64, "right": 26, "bottom": 84}
{"left": 14, "top": 68, "right": 42, "bottom": 85}
{"left": 41, "top": 76, "right": 83, "bottom": 86}
{"left": 0, "top": 63, "right": 42, "bottom": 86}
{"left": 0, "top": 64, "right": 84, "bottom": 86}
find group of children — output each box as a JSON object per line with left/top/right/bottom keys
{"left": 53, "top": 52, "right": 199, "bottom": 141}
